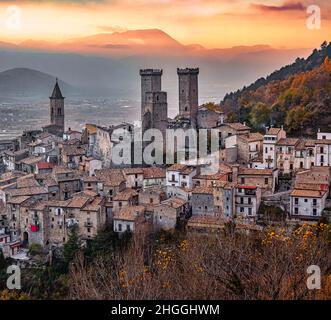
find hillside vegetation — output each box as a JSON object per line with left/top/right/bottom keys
{"left": 222, "top": 42, "right": 331, "bottom": 135}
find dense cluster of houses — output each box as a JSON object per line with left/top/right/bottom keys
{"left": 0, "top": 74, "right": 330, "bottom": 260}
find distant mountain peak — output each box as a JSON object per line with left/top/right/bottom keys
{"left": 0, "top": 67, "right": 73, "bottom": 98}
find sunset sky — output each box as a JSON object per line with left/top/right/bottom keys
{"left": 0, "top": 0, "right": 330, "bottom": 49}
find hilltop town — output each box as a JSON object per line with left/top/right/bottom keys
{"left": 0, "top": 67, "right": 330, "bottom": 262}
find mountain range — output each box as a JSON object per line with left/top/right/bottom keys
{"left": 0, "top": 68, "right": 73, "bottom": 98}
{"left": 0, "top": 29, "right": 315, "bottom": 111}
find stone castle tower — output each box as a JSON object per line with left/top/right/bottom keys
{"left": 177, "top": 68, "right": 199, "bottom": 126}
{"left": 50, "top": 79, "right": 65, "bottom": 133}
{"left": 143, "top": 91, "right": 168, "bottom": 137}
{"left": 140, "top": 69, "right": 167, "bottom": 136}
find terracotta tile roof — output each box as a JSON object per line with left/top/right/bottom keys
{"left": 238, "top": 167, "right": 273, "bottom": 175}
{"left": 46, "top": 199, "right": 70, "bottom": 207}
{"left": 181, "top": 166, "right": 196, "bottom": 175}
{"left": 82, "top": 176, "right": 100, "bottom": 182}
{"left": 0, "top": 171, "right": 26, "bottom": 181}
{"left": 193, "top": 172, "right": 227, "bottom": 180}
{"left": 219, "top": 163, "right": 233, "bottom": 173}
{"left": 304, "top": 139, "right": 316, "bottom": 147}
{"left": 95, "top": 169, "right": 125, "bottom": 187}
{"left": 290, "top": 189, "right": 327, "bottom": 198}
{"left": 276, "top": 138, "right": 299, "bottom": 146}
{"left": 295, "top": 183, "right": 328, "bottom": 192}
{"left": 239, "top": 132, "right": 263, "bottom": 142}
{"left": 266, "top": 127, "right": 281, "bottom": 135}
{"left": 114, "top": 205, "right": 145, "bottom": 221}
{"left": 52, "top": 166, "right": 74, "bottom": 175}
{"left": 123, "top": 168, "right": 144, "bottom": 175}
{"left": 4, "top": 149, "right": 29, "bottom": 157}
{"left": 7, "top": 186, "right": 48, "bottom": 197}
{"left": 113, "top": 188, "right": 138, "bottom": 201}
{"left": 247, "top": 132, "right": 263, "bottom": 142}
{"left": 160, "top": 197, "right": 187, "bottom": 208}
{"left": 213, "top": 180, "right": 229, "bottom": 188}
{"left": 315, "top": 139, "right": 331, "bottom": 145}
{"left": 188, "top": 215, "right": 225, "bottom": 227}
{"left": 143, "top": 167, "right": 166, "bottom": 179}
{"left": 7, "top": 196, "right": 31, "bottom": 204}
{"left": 66, "top": 196, "right": 90, "bottom": 208}
{"left": 74, "top": 190, "right": 99, "bottom": 198}
{"left": 16, "top": 178, "right": 40, "bottom": 189}
{"left": 37, "top": 162, "right": 55, "bottom": 170}
{"left": 28, "top": 201, "right": 48, "bottom": 211}
{"left": 82, "top": 197, "right": 103, "bottom": 211}
{"left": 167, "top": 163, "right": 188, "bottom": 172}
{"left": 226, "top": 123, "right": 251, "bottom": 131}
{"left": 20, "top": 155, "right": 44, "bottom": 165}
{"left": 62, "top": 145, "right": 86, "bottom": 156}
{"left": 192, "top": 186, "right": 214, "bottom": 194}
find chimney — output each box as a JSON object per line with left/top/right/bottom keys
{"left": 232, "top": 164, "right": 239, "bottom": 183}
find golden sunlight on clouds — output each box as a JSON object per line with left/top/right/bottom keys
{"left": 0, "top": 0, "right": 329, "bottom": 49}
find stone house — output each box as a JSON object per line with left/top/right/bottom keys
{"left": 153, "top": 197, "right": 187, "bottom": 230}
{"left": 79, "top": 157, "right": 102, "bottom": 176}
{"left": 113, "top": 205, "right": 145, "bottom": 233}
{"left": 166, "top": 164, "right": 197, "bottom": 188}
{"left": 142, "top": 167, "right": 166, "bottom": 189}
{"left": 237, "top": 132, "right": 263, "bottom": 163}
{"left": 36, "top": 162, "right": 56, "bottom": 174}
{"left": 234, "top": 185, "right": 261, "bottom": 221}
{"left": 236, "top": 167, "right": 278, "bottom": 194}
{"left": 63, "top": 129, "right": 82, "bottom": 142}
{"left": 3, "top": 149, "right": 29, "bottom": 171}
{"left": 263, "top": 127, "right": 286, "bottom": 169}
{"left": 290, "top": 187, "right": 328, "bottom": 221}
{"left": 19, "top": 200, "right": 49, "bottom": 247}
{"left": 315, "top": 139, "right": 331, "bottom": 167}
{"left": 60, "top": 144, "right": 86, "bottom": 170}
{"left": 112, "top": 188, "right": 139, "bottom": 216}
{"left": 276, "top": 138, "right": 300, "bottom": 175}
{"left": 138, "top": 186, "right": 167, "bottom": 207}
{"left": 191, "top": 187, "right": 215, "bottom": 216}
{"left": 20, "top": 156, "right": 44, "bottom": 174}
{"left": 52, "top": 166, "right": 82, "bottom": 200}
{"left": 216, "top": 122, "right": 251, "bottom": 148}
{"left": 123, "top": 168, "right": 144, "bottom": 189}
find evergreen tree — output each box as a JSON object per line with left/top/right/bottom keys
{"left": 62, "top": 227, "right": 80, "bottom": 267}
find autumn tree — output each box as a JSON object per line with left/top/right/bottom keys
{"left": 249, "top": 102, "right": 271, "bottom": 129}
